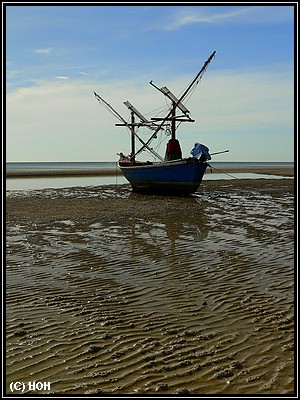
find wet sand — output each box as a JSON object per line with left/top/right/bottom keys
{"left": 6, "top": 179, "right": 294, "bottom": 395}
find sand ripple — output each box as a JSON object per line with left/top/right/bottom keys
{"left": 6, "top": 180, "right": 294, "bottom": 395}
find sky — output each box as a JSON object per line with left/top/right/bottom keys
{"left": 5, "top": 3, "right": 295, "bottom": 162}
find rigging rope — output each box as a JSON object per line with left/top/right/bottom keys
{"left": 208, "top": 165, "right": 242, "bottom": 180}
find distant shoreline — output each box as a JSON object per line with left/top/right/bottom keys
{"left": 6, "top": 165, "right": 294, "bottom": 178}
{"left": 6, "top": 168, "right": 123, "bottom": 178}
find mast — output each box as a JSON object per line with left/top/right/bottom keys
{"left": 171, "top": 104, "right": 176, "bottom": 140}
{"left": 133, "top": 51, "right": 216, "bottom": 158}
{"left": 130, "top": 111, "right": 135, "bottom": 163}
{"left": 122, "top": 100, "right": 164, "bottom": 161}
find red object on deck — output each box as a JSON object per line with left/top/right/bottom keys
{"left": 165, "top": 139, "right": 182, "bottom": 161}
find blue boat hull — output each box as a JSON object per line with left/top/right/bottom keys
{"left": 119, "top": 158, "right": 208, "bottom": 194}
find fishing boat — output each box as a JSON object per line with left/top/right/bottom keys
{"left": 94, "top": 50, "right": 223, "bottom": 195}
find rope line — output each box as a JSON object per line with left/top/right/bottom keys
{"left": 208, "top": 164, "right": 242, "bottom": 180}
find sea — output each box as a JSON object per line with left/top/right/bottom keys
{"left": 5, "top": 161, "right": 293, "bottom": 191}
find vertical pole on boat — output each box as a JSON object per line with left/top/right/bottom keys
{"left": 171, "top": 102, "right": 176, "bottom": 140}
{"left": 130, "top": 111, "right": 135, "bottom": 163}
{"left": 165, "top": 101, "right": 182, "bottom": 161}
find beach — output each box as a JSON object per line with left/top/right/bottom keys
{"left": 6, "top": 174, "right": 294, "bottom": 395}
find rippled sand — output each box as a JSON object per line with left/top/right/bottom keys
{"left": 6, "top": 179, "right": 294, "bottom": 395}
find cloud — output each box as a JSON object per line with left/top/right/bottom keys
{"left": 55, "top": 76, "right": 69, "bottom": 80}
{"left": 35, "top": 48, "right": 52, "bottom": 54}
{"left": 6, "top": 66, "right": 293, "bottom": 162}
{"left": 164, "top": 6, "right": 294, "bottom": 30}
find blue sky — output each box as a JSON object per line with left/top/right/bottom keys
{"left": 5, "top": 4, "right": 295, "bottom": 162}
